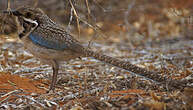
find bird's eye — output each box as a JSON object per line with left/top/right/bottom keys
{"left": 26, "top": 12, "right": 32, "bottom": 18}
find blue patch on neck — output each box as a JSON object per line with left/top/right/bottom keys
{"left": 29, "top": 33, "right": 67, "bottom": 50}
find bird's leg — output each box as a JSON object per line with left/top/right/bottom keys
{"left": 48, "top": 60, "right": 59, "bottom": 93}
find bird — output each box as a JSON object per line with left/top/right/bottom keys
{"left": 2, "top": 7, "right": 187, "bottom": 92}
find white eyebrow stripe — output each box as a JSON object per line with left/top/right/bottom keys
{"left": 23, "top": 18, "right": 38, "bottom": 26}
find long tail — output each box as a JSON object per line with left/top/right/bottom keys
{"left": 83, "top": 49, "right": 188, "bottom": 89}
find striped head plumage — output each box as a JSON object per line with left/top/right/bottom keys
{"left": 3, "top": 7, "right": 55, "bottom": 39}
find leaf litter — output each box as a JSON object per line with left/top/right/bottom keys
{"left": 0, "top": 0, "right": 193, "bottom": 109}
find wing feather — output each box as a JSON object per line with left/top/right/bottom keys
{"left": 29, "top": 33, "right": 68, "bottom": 50}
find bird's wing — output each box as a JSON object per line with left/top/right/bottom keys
{"left": 29, "top": 26, "right": 85, "bottom": 53}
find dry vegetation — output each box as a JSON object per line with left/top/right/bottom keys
{"left": 0, "top": 0, "right": 193, "bottom": 109}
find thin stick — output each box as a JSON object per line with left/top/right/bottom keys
{"left": 1, "top": 0, "right": 11, "bottom": 34}
{"left": 52, "top": 87, "right": 104, "bottom": 101}
{"left": 0, "top": 89, "right": 23, "bottom": 103}
{"left": 75, "top": 15, "right": 108, "bottom": 49}
{"left": 16, "top": 95, "right": 46, "bottom": 107}
{"left": 0, "top": 95, "right": 12, "bottom": 103}
{"left": 69, "top": 0, "right": 80, "bottom": 37}
{"left": 85, "top": 0, "right": 90, "bottom": 15}
{"left": 0, "top": 90, "right": 19, "bottom": 98}
{"left": 85, "top": 0, "right": 91, "bottom": 21}
{"left": 66, "top": 8, "right": 74, "bottom": 32}
{"left": 7, "top": 0, "right": 11, "bottom": 11}
{"left": 33, "top": 0, "right": 39, "bottom": 8}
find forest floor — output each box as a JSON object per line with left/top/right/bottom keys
{"left": 0, "top": 0, "right": 193, "bottom": 109}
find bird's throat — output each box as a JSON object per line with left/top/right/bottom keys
{"left": 15, "top": 17, "right": 38, "bottom": 39}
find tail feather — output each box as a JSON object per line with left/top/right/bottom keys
{"left": 84, "top": 49, "right": 167, "bottom": 82}
{"left": 83, "top": 49, "right": 189, "bottom": 90}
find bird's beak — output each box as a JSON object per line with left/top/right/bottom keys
{"left": 2, "top": 10, "right": 22, "bottom": 16}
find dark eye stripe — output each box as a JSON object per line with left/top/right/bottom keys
{"left": 26, "top": 12, "right": 32, "bottom": 17}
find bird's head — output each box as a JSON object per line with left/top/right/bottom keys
{"left": 3, "top": 7, "right": 45, "bottom": 26}
{"left": 2, "top": 7, "right": 51, "bottom": 38}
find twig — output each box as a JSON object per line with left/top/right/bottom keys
{"left": 17, "top": 95, "right": 46, "bottom": 107}
{"left": 33, "top": 0, "right": 39, "bottom": 7}
{"left": 68, "top": 0, "right": 108, "bottom": 45}
{"left": 7, "top": 0, "right": 11, "bottom": 11}
{"left": 0, "top": 89, "right": 23, "bottom": 103}
{"left": 0, "top": 94, "right": 12, "bottom": 104}
{"left": 76, "top": 15, "right": 107, "bottom": 38}
{"left": 75, "top": 15, "right": 108, "bottom": 49}
{"left": 85, "top": 0, "right": 91, "bottom": 15}
{"left": 85, "top": 0, "right": 91, "bottom": 20}
{"left": 66, "top": 8, "right": 74, "bottom": 32}
{"left": 69, "top": 0, "right": 80, "bottom": 37}
{"left": 0, "top": 90, "right": 19, "bottom": 98}
{"left": 53, "top": 87, "right": 104, "bottom": 101}
{"left": 13, "top": 65, "right": 50, "bottom": 74}
{"left": 1, "top": 0, "right": 11, "bottom": 34}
